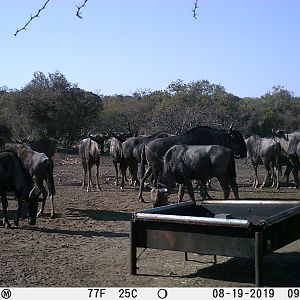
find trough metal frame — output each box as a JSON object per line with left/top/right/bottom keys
{"left": 130, "top": 200, "right": 300, "bottom": 287}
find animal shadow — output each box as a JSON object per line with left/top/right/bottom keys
{"left": 67, "top": 208, "right": 132, "bottom": 221}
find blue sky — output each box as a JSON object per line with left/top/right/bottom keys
{"left": 1, "top": 0, "right": 299, "bottom": 97}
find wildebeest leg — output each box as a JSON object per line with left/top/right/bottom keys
{"left": 292, "top": 167, "right": 300, "bottom": 188}
{"left": 218, "top": 179, "right": 231, "bottom": 199}
{"left": 49, "top": 194, "right": 55, "bottom": 219}
{"left": 129, "top": 160, "right": 140, "bottom": 187}
{"left": 1, "top": 193, "right": 11, "bottom": 228}
{"left": 184, "top": 181, "right": 196, "bottom": 204}
{"left": 81, "top": 160, "right": 88, "bottom": 189}
{"left": 95, "top": 162, "right": 101, "bottom": 191}
{"left": 87, "top": 163, "right": 92, "bottom": 192}
{"left": 119, "top": 160, "right": 128, "bottom": 189}
{"left": 284, "top": 164, "right": 292, "bottom": 186}
{"left": 252, "top": 163, "right": 260, "bottom": 188}
{"left": 178, "top": 184, "right": 185, "bottom": 202}
{"left": 113, "top": 160, "right": 119, "bottom": 186}
{"left": 228, "top": 178, "right": 239, "bottom": 199}
{"left": 261, "top": 163, "right": 271, "bottom": 188}
{"left": 37, "top": 183, "right": 48, "bottom": 218}
{"left": 199, "top": 181, "right": 212, "bottom": 200}
{"left": 271, "top": 163, "right": 279, "bottom": 189}
{"left": 138, "top": 166, "right": 152, "bottom": 202}
{"left": 14, "top": 199, "right": 23, "bottom": 227}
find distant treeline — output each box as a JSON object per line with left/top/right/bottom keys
{"left": 1, "top": 71, "right": 299, "bottom": 147}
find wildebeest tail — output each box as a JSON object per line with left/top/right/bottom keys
{"left": 46, "top": 158, "right": 56, "bottom": 196}
{"left": 140, "top": 144, "right": 147, "bottom": 178}
{"left": 274, "top": 141, "right": 282, "bottom": 177}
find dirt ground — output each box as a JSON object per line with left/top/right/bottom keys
{"left": 1, "top": 150, "right": 300, "bottom": 288}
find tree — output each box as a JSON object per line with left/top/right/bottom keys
{"left": 1, "top": 71, "right": 103, "bottom": 147}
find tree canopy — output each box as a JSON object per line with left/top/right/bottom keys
{"left": 1, "top": 71, "right": 299, "bottom": 147}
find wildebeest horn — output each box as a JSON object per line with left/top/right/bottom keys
{"left": 29, "top": 186, "right": 43, "bottom": 202}
{"left": 228, "top": 122, "right": 235, "bottom": 132}
{"left": 12, "top": 137, "right": 23, "bottom": 144}
{"left": 88, "top": 130, "right": 94, "bottom": 138}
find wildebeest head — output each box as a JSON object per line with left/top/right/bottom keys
{"left": 150, "top": 184, "right": 170, "bottom": 207}
{"left": 273, "top": 129, "right": 287, "bottom": 141}
{"left": 88, "top": 131, "right": 109, "bottom": 144}
{"left": 24, "top": 186, "right": 43, "bottom": 225}
{"left": 228, "top": 126, "right": 247, "bottom": 158}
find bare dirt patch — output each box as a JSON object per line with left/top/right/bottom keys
{"left": 1, "top": 152, "right": 300, "bottom": 287}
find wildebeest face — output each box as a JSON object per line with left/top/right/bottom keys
{"left": 22, "top": 198, "right": 38, "bottom": 225}
{"left": 26, "top": 186, "right": 42, "bottom": 225}
{"left": 150, "top": 185, "right": 170, "bottom": 207}
{"left": 229, "top": 130, "right": 247, "bottom": 158}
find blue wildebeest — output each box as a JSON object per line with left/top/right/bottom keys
{"left": 26, "top": 137, "right": 57, "bottom": 159}
{"left": 10, "top": 144, "right": 56, "bottom": 219}
{"left": 246, "top": 135, "right": 281, "bottom": 189}
{"left": 79, "top": 133, "right": 102, "bottom": 192}
{"left": 274, "top": 130, "right": 300, "bottom": 188}
{"left": 109, "top": 137, "right": 127, "bottom": 187}
{"left": 150, "top": 144, "right": 239, "bottom": 207}
{"left": 89, "top": 132, "right": 110, "bottom": 154}
{"left": 0, "top": 150, "right": 42, "bottom": 228}
{"left": 121, "top": 132, "right": 172, "bottom": 188}
{"left": 138, "top": 125, "right": 247, "bottom": 202}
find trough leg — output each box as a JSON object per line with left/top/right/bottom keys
{"left": 255, "top": 231, "right": 264, "bottom": 287}
{"left": 130, "top": 221, "right": 137, "bottom": 275}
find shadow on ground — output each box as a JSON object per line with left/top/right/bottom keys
{"left": 184, "top": 252, "right": 300, "bottom": 286}
{"left": 67, "top": 207, "right": 132, "bottom": 221}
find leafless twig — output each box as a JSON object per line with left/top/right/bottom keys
{"left": 14, "top": 0, "right": 51, "bottom": 36}
{"left": 76, "top": 0, "right": 89, "bottom": 19}
{"left": 192, "top": 0, "right": 199, "bottom": 19}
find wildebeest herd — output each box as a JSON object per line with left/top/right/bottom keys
{"left": 1, "top": 125, "right": 300, "bottom": 287}
{"left": 1, "top": 125, "right": 300, "bottom": 229}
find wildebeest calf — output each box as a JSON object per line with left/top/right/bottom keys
{"left": 0, "top": 150, "right": 42, "bottom": 228}
{"left": 151, "top": 144, "right": 239, "bottom": 207}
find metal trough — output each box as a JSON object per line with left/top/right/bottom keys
{"left": 130, "top": 200, "right": 300, "bottom": 286}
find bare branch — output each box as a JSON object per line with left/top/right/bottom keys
{"left": 14, "top": 0, "right": 51, "bottom": 36}
{"left": 76, "top": 0, "right": 89, "bottom": 19}
{"left": 192, "top": 0, "right": 199, "bottom": 19}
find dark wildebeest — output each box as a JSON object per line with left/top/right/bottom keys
{"left": 26, "top": 137, "right": 57, "bottom": 159}
{"left": 274, "top": 130, "right": 300, "bottom": 188}
{"left": 109, "top": 137, "right": 127, "bottom": 187}
{"left": 90, "top": 132, "right": 109, "bottom": 154}
{"left": 246, "top": 135, "right": 281, "bottom": 188}
{"left": 139, "top": 125, "right": 247, "bottom": 202}
{"left": 79, "top": 134, "right": 101, "bottom": 192}
{"left": 109, "top": 129, "right": 141, "bottom": 188}
{"left": 121, "top": 132, "right": 172, "bottom": 188}
{"left": 0, "top": 150, "right": 42, "bottom": 228}
{"left": 10, "top": 144, "right": 56, "bottom": 218}
{"left": 151, "top": 144, "right": 239, "bottom": 207}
